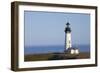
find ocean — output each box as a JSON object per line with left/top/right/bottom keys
{"left": 24, "top": 45, "right": 90, "bottom": 55}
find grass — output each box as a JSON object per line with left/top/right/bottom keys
{"left": 24, "top": 52, "right": 90, "bottom": 61}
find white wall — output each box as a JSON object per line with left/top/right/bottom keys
{"left": 0, "top": 0, "right": 99, "bottom": 73}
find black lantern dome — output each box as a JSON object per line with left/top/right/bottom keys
{"left": 65, "top": 22, "right": 71, "bottom": 33}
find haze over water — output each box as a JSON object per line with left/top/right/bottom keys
{"left": 24, "top": 45, "right": 90, "bottom": 55}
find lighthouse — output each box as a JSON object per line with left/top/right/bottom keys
{"left": 64, "top": 22, "right": 79, "bottom": 55}
{"left": 65, "top": 22, "right": 72, "bottom": 50}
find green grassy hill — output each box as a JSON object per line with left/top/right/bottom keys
{"left": 24, "top": 52, "right": 90, "bottom": 61}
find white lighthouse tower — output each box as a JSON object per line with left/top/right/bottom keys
{"left": 65, "top": 22, "right": 72, "bottom": 50}
{"left": 64, "top": 22, "right": 79, "bottom": 55}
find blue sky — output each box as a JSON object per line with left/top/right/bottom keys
{"left": 24, "top": 11, "right": 90, "bottom": 46}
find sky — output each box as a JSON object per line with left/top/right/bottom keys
{"left": 24, "top": 11, "right": 90, "bottom": 47}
